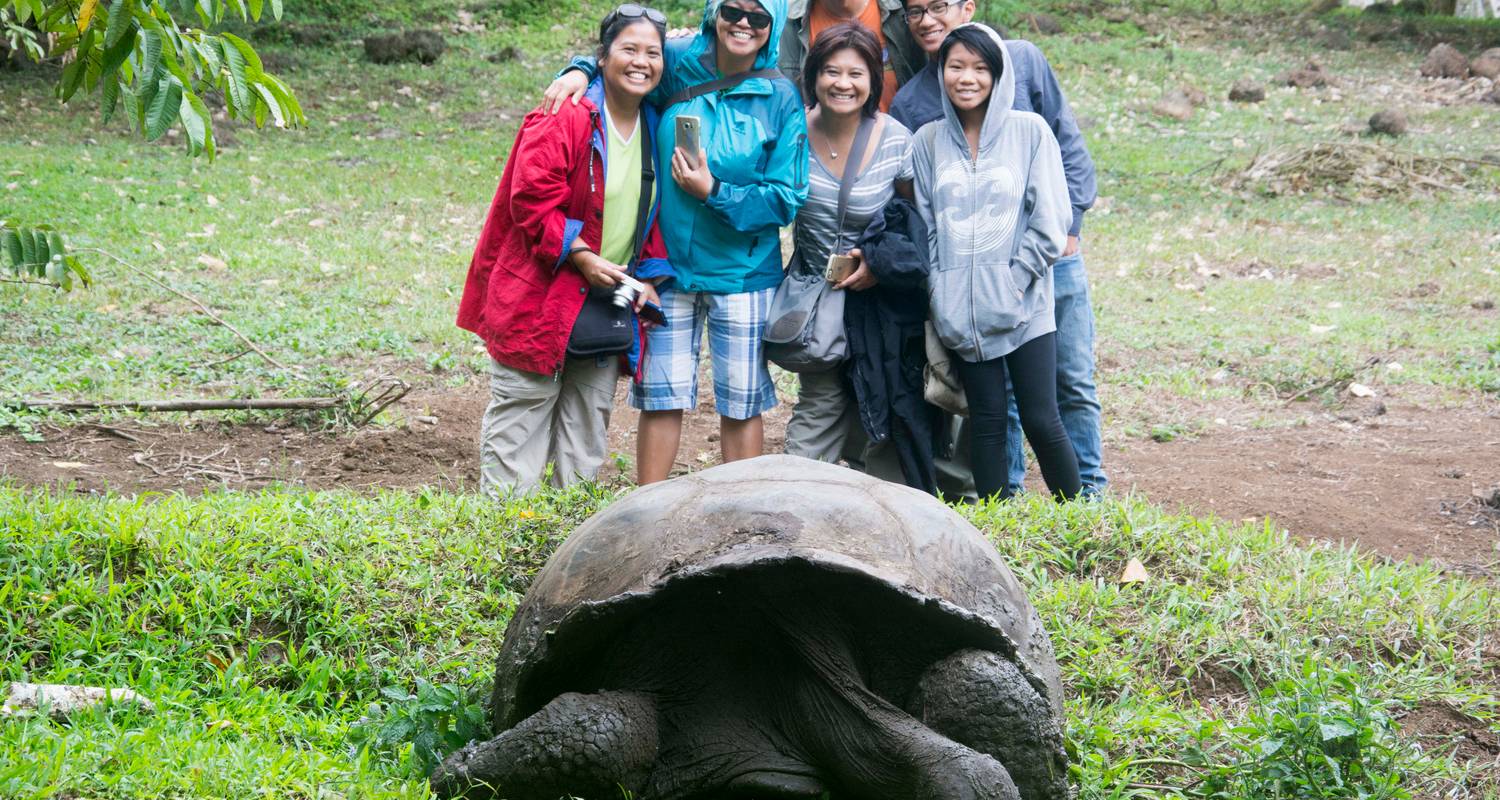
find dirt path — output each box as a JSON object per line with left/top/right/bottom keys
{"left": 3, "top": 384, "right": 1496, "bottom": 576}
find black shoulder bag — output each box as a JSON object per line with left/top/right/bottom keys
{"left": 566, "top": 114, "right": 655, "bottom": 358}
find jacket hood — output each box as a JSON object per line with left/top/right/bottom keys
{"left": 938, "top": 23, "right": 1016, "bottom": 155}
{"left": 699, "top": 0, "right": 788, "bottom": 70}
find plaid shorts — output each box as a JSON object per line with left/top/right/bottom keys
{"left": 629, "top": 285, "right": 778, "bottom": 420}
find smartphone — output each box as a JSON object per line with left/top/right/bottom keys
{"left": 825, "top": 253, "right": 857, "bottom": 284}
{"left": 675, "top": 115, "right": 701, "bottom": 168}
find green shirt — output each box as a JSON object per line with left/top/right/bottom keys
{"left": 600, "top": 109, "right": 652, "bottom": 267}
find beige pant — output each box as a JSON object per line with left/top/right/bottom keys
{"left": 479, "top": 357, "right": 617, "bottom": 497}
{"left": 784, "top": 369, "right": 863, "bottom": 464}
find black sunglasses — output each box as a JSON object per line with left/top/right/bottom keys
{"left": 605, "top": 3, "right": 668, "bottom": 28}
{"left": 718, "top": 4, "right": 773, "bottom": 31}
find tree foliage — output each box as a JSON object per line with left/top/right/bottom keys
{"left": 1, "top": 224, "right": 91, "bottom": 291}
{"left": 7, "top": 0, "right": 303, "bottom": 157}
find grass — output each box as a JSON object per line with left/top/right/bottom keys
{"left": 2, "top": 485, "right": 1496, "bottom": 798}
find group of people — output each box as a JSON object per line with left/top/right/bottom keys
{"left": 456, "top": 0, "right": 1104, "bottom": 504}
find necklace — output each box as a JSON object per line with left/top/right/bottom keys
{"left": 815, "top": 120, "right": 856, "bottom": 161}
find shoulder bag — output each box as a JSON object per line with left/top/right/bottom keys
{"left": 763, "top": 114, "right": 875, "bottom": 373}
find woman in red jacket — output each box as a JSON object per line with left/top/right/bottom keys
{"left": 457, "top": 5, "right": 673, "bottom": 496}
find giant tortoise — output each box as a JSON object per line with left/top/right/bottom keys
{"left": 433, "top": 455, "right": 1069, "bottom": 800}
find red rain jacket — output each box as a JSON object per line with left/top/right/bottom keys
{"left": 456, "top": 84, "right": 670, "bottom": 377}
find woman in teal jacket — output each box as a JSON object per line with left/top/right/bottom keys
{"left": 547, "top": 0, "right": 809, "bottom": 484}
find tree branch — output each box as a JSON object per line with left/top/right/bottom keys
{"left": 78, "top": 248, "right": 292, "bottom": 372}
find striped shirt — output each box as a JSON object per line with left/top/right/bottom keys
{"left": 794, "top": 113, "right": 914, "bottom": 271}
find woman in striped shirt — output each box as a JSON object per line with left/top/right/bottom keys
{"left": 783, "top": 21, "right": 916, "bottom": 464}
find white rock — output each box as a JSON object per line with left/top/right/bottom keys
{"left": 2, "top": 683, "right": 156, "bottom": 718}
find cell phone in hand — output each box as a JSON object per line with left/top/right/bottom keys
{"left": 825, "top": 253, "right": 857, "bottom": 284}
{"left": 675, "top": 115, "right": 701, "bottom": 168}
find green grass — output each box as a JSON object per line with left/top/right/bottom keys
{"left": 2, "top": 485, "right": 1495, "bottom": 798}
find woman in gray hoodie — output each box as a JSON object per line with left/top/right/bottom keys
{"left": 911, "top": 23, "right": 1080, "bottom": 501}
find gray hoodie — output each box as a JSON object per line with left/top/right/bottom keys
{"left": 912, "top": 24, "right": 1071, "bottom": 363}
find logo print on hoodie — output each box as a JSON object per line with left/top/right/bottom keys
{"left": 932, "top": 161, "right": 1022, "bottom": 259}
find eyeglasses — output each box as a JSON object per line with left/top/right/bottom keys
{"left": 605, "top": 3, "right": 668, "bottom": 28}
{"left": 717, "top": 4, "right": 773, "bottom": 31}
{"left": 902, "top": 0, "right": 957, "bottom": 22}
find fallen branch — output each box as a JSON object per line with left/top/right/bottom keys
{"left": 78, "top": 248, "right": 291, "bottom": 372}
{"left": 7, "top": 397, "right": 341, "bottom": 412}
{"left": 1283, "top": 356, "right": 1382, "bottom": 404}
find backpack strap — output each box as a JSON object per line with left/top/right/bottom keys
{"left": 665, "top": 68, "right": 783, "bottom": 107}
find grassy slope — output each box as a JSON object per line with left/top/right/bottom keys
{"left": 3, "top": 487, "right": 1497, "bottom": 798}
{"left": 1, "top": 1, "right": 1497, "bottom": 432}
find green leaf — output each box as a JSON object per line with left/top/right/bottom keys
{"left": 47, "top": 233, "right": 65, "bottom": 262}
{"left": 221, "top": 32, "right": 261, "bottom": 78}
{"left": 121, "top": 84, "right": 143, "bottom": 131}
{"left": 253, "top": 82, "right": 284, "bottom": 127}
{"left": 18, "top": 228, "right": 37, "bottom": 266}
{"left": 60, "top": 53, "right": 88, "bottom": 102}
{"left": 188, "top": 91, "right": 215, "bottom": 158}
{"left": 101, "top": 73, "right": 121, "bottom": 123}
{"left": 221, "top": 38, "right": 251, "bottom": 116}
{"left": 103, "top": 0, "right": 133, "bottom": 48}
{"left": 178, "top": 90, "right": 206, "bottom": 155}
{"left": 139, "top": 29, "right": 162, "bottom": 82}
{"left": 269, "top": 0, "right": 280, "bottom": 20}
{"left": 245, "top": 0, "right": 260, "bottom": 20}
{"left": 65, "top": 256, "right": 93, "bottom": 287}
{"left": 99, "top": 21, "right": 135, "bottom": 77}
{"left": 2, "top": 229, "right": 21, "bottom": 267}
{"left": 145, "top": 76, "right": 181, "bottom": 141}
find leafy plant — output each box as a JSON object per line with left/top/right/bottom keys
{"left": 1183, "top": 660, "right": 1416, "bottom": 799}
{"left": 1, "top": 223, "right": 90, "bottom": 291}
{"left": 8, "top": 0, "right": 303, "bottom": 157}
{"left": 349, "top": 678, "right": 490, "bottom": 778}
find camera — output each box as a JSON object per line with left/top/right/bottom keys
{"left": 612, "top": 274, "right": 646, "bottom": 309}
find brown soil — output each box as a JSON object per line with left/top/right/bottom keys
{"left": 1109, "top": 396, "right": 1500, "bottom": 577}
{"left": 3, "top": 379, "right": 1497, "bottom": 576}
{"left": 1397, "top": 701, "right": 1500, "bottom": 779}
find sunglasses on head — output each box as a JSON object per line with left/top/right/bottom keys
{"left": 605, "top": 3, "right": 668, "bottom": 28}
{"left": 718, "top": 3, "right": 773, "bottom": 30}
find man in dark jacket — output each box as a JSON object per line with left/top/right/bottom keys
{"left": 886, "top": 0, "right": 1105, "bottom": 499}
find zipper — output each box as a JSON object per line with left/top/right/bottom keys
{"left": 967, "top": 154, "right": 982, "bottom": 362}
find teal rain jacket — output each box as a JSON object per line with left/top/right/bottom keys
{"left": 570, "top": 0, "right": 809, "bottom": 293}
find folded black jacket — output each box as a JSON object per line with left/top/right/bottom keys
{"left": 846, "top": 197, "right": 940, "bottom": 495}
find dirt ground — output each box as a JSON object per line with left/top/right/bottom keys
{"left": 3, "top": 376, "right": 1497, "bottom": 577}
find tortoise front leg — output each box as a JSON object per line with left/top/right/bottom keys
{"left": 907, "top": 649, "right": 1070, "bottom": 800}
{"left": 431, "top": 690, "right": 658, "bottom": 800}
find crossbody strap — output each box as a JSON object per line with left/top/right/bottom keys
{"left": 665, "top": 68, "right": 782, "bottom": 107}
{"left": 832, "top": 113, "right": 877, "bottom": 255}
{"left": 627, "top": 111, "right": 655, "bottom": 271}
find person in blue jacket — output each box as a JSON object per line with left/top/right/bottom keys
{"left": 545, "top": 0, "right": 809, "bottom": 484}
{"left": 888, "top": 0, "right": 1105, "bottom": 499}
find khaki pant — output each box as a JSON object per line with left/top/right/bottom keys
{"left": 479, "top": 357, "right": 617, "bottom": 497}
{"left": 784, "top": 369, "right": 863, "bottom": 464}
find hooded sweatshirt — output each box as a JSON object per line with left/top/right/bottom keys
{"left": 570, "top": 0, "right": 809, "bottom": 294}
{"left": 911, "top": 23, "right": 1071, "bottom": 363}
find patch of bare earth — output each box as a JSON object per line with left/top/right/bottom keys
{"left": 1397, "top": 701, "right": 1500, "bottom": 782}
{"left": 1109, "top": 390, "right": 1500, "bottom": 577}
{"left": 3, "top": 375, "right": 1496, "bottom": 575}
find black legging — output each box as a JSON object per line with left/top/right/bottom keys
{"left": 954, "top": 333, "right": 1081, "bottom": 501}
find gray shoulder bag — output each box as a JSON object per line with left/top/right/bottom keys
{"left": 764, "top": 114, "right": 875, "bottom": 374}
